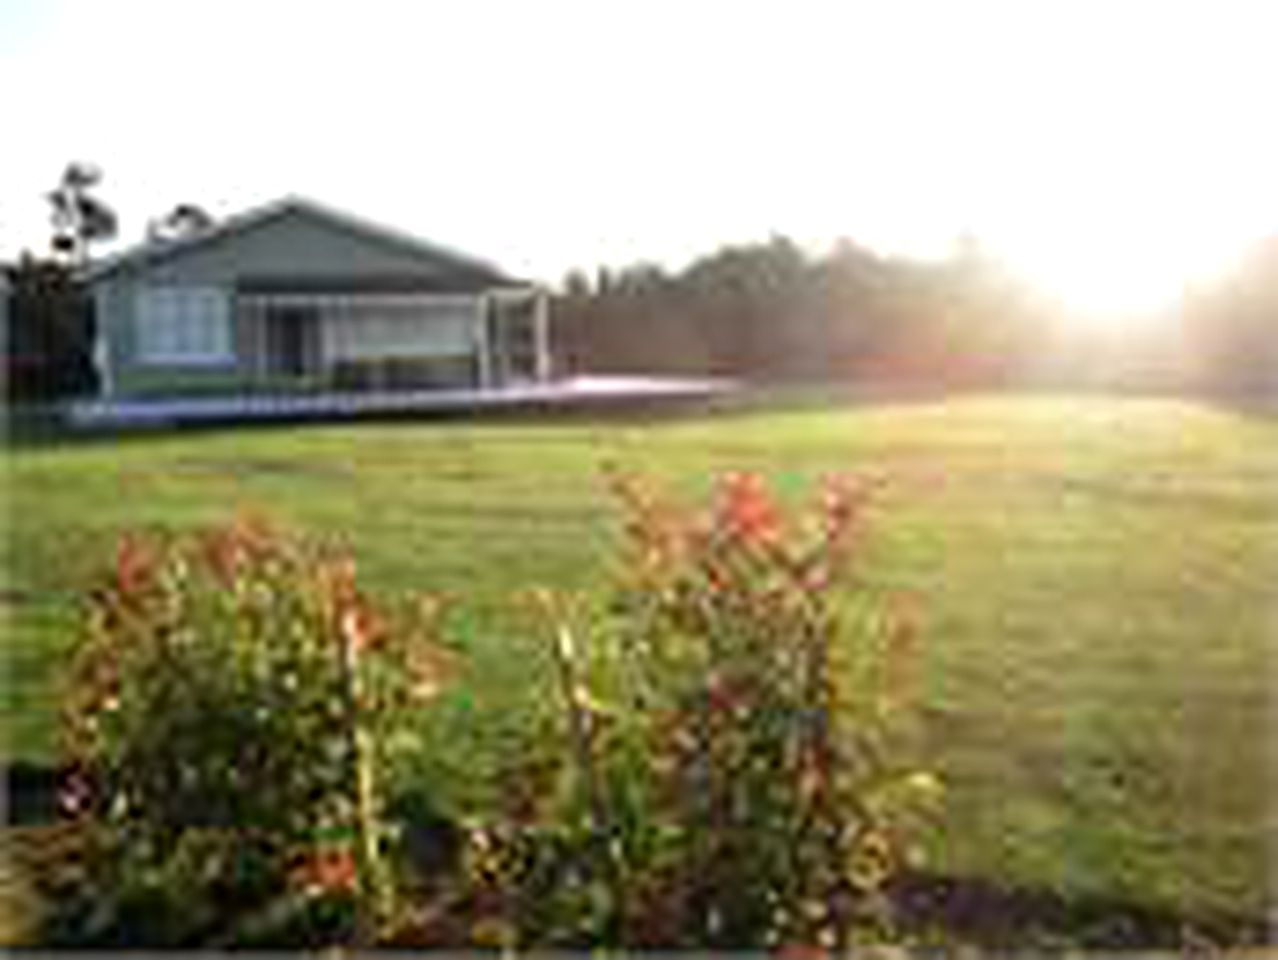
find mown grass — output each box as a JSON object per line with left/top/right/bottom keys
{"left": 3, "top": 393, "right": 1276, "bottom": 930}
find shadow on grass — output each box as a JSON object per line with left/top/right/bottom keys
{"left": 5, "top": 760, "right": 1268, "bottom": 950}
{"left": 889, "top": 870, "right": 1268, "bottom": 950}
{"left": 11, "top": 381, "right": 1273, "bottom": 453}
{"left": 5, "top": 762, "right": 63, "bottom": 826}
{"left": 5, "top": 393, "right": 737, "bottom": 451}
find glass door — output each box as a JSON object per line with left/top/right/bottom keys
{"left": 264, "top": 305, "right": 321, "bottom": 381}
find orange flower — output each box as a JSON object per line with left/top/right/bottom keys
{"left": 339, "top": 599, "right": 385, "bottom": 653}
{"left": 198, "top": 527, "right": 244, "bottom": 585}
{"left": 702, "top": 556, "right": 731, "bottom": 594}
{"left": 113, "top": 535, "right": 158, "bottom": 598}
{"left": 289, "top": 845, "right": 358, "bottom": 897}
{"left": 716, "top": 472, "right": 781, "bottom": 543}
{"left": 777, "top": 944, "right": 826, "bottom": 960}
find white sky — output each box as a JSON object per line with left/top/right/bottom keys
{"left": 2, "top": 0, "right": 1277, "bottom": 313}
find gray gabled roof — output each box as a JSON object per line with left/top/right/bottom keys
{"left": 83, "top": 194, "right": 529, "bottom": 288}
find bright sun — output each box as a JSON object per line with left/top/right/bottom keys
{"left": 1014, "top": 248, "right": 1189, "bottom": 324}
{"left": 995, "top": 224, "right": 1247, "bottom": 329}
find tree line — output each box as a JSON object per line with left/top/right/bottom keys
{"left": 552, "top": 234, "right": 1277, "bottom": 397}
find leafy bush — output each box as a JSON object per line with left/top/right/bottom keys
{"left": 467, "top": 470, "right": 941, "bottom": 949}
{"left": 47, "top": 515, "right": 453, "bottom": 947}
{"left": 43, "top": 473, "right": 937, "bottom": 950}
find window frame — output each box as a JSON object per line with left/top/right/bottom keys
{"left": 134, "top": 286, "right": 235, "bottom": 367}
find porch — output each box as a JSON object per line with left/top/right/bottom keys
{"left": 233, "top": 287, "right": 549, "bottom": 393}
{"left": 64, "top": 376, "right": 737, "bottom": 429}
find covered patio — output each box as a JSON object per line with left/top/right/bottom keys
{"left": 233, "top": 286, "right": 549, "bottom": 393}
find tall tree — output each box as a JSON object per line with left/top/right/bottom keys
{"left": 146, "top": 202, "right": 215, "bottom": 243}
{"left": 47, "top": 162, "right": 117, "bottom": 266}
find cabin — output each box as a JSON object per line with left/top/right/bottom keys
{"left": 86, "top": 196, "right": 550, "bottom": 400}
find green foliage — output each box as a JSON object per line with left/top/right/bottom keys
{"left": 472, "top": 471, "right": 941, "bottom": 949}
{"left": 4, "top": 256, "right": 97, "bottom": 401}
{"left": 46, "top": 515, "right": 452, "bottom": 947}
{"left": 555, "top": 228, "right": 1278, "bottom": 393}
{"left": 553, "top": 234, "right": 1048, "bottom": 384}
{"left": 47, "top": 161, "right": 117, "bottom": 264}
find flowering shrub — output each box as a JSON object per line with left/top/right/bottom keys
{"left": 47, "top": 515, "right": 452, "bottom": 947}
{"left": 42, "top": 472, "right": 937, "bottom": 950}
{"left": 473, "top": 470, "right": 941, "bottom": 949}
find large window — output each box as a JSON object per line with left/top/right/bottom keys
{"left": 135, "top": 287, "right": 232, "bottom": 365}
{"left": 325, "top": 296, "right": 478, "bottom": 361}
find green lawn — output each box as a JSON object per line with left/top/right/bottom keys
{"left": 4, "top": 393, "right": 1276, "bottom": 926}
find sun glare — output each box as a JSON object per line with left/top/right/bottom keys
{"left": 994, "top": 225, "right": 1248, "bottom": 330}
{"left": 1016, "top": 253, "right": 1185, "bottom": 326}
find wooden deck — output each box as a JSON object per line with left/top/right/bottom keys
{"left": 65, "top": 376, "right": 737, "bottom": 429}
